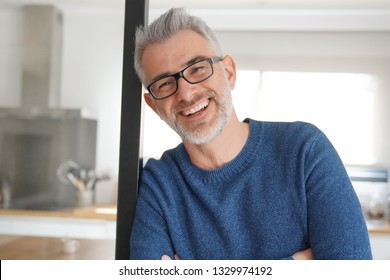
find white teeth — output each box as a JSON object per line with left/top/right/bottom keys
{"left": 183, "top": 100, "right": 209, "bottom": 116}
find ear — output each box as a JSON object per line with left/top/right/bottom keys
{"left": 221, "top": 55, "right": 237, "bottom": 90}
{"left": 144, "top": 93, "right": 157, "bottom": 113}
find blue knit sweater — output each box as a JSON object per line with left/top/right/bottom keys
{"left": 130, "top": 119, "right": 372, "bottom": 260}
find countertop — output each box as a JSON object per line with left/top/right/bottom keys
{"left": 0, "top": 204, "right": 117, "bottom": 221}
{"left": 0, "top": 234, "right": 115, "bottom": 260}
{"left": 366, "top": 220, "right": 390, "bottom": 234}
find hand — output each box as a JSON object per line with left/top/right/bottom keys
{"left": 292, "top": 248, "right": 313, "bottom": 260}
{"left": 161, "top": 254, "right": 180, "bottom": 260}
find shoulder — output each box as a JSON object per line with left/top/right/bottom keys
{"left": 143, "top": 145, "right": 181, "bottom": 172}
{"left": 249, "top": 119, "right": 322, "bottom": 141}
{"left": 247, "top": 119, "right": 331, "bottom": 162}
{"left": 141, "top": 144, "right": 185, "bottom": 187}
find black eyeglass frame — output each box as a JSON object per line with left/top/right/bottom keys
{"left": 146, "top": 56, "right": 223, "bottom": 100}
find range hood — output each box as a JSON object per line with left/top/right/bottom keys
{"left": 0, "top": 4, "right": 80, "bottom": 118}
{"left": 21, "top": 5, "right": 62, "bottom": 111}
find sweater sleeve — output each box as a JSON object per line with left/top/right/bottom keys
{"left": 304, "top": 129, "right": 372, "bottom": 259}
{"left": 129, "top": 182, "right": 175, "bottom": 260}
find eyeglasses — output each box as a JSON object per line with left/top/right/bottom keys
{"left": 146, "top": 56, "right": 222, "bottom": 100}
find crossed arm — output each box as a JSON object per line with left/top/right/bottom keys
{"left": 161, "top": 248, "right": 314, "bottom": 260}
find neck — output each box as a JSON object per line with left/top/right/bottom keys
{"left": 183, "top": 112, "right": 249, "bottom": 170}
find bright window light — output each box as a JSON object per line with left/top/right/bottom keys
{"left": 233, "top": 71, "right": 377, "bottom": 165}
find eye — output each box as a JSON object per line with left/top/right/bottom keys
{"left": 188, "top": 64, "right": 208, "bottom": 77}
{"left": 158, "top": 80, "right": 174, "bottom": 90}
{"left": 193, "top": 64, "right": 205, "bottom": 72}
{"left": 152, "top": 77, "right": 175, "bottom": 91}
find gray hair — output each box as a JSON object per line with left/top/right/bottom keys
{"left": 134, "top": 7, "right": 223, "bottom": 84}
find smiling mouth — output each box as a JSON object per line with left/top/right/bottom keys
{"left": 182, "top": 99, "right": 210, "bottom": 116}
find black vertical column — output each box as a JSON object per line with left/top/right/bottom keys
{"left": 115, "top": 0, "right": 148, "bottom": 260}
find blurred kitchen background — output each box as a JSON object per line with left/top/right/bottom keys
{"left": 0, "top": 0, "right": 390, "bottom": 259}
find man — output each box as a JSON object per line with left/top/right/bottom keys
{"left": 130, "top": 8, "right": 372, "bottom": 260}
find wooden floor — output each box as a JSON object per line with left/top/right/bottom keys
{"left": 0, "top": 235, "right": 116, "bottom": 260}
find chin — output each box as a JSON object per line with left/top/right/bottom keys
{"left": 180, "top": 116, "right": 229, "bottom": 145}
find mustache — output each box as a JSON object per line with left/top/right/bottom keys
{"left": 174, "top": 91, "right": 218, "bottom": 113}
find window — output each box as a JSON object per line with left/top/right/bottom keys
{"left": 233, "top": 71, "right": 377, "bottom": 165}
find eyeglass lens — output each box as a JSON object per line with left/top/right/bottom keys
{"left": 150, "top": 59, "right": 213, "bottom": 99}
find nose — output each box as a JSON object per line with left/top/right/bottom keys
{"left": 175, "top": 77, "right": 197, "bottom": 102}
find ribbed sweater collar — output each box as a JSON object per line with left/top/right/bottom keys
{"left": 175, "top": 119, "right": 262, "bottom": 184}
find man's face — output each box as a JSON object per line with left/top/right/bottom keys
{"left": 141, "top": 30, "right": 236, "bottom": 145}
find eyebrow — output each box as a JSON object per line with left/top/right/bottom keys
{"left": 184, "top": 56, "right": 207, "bottom": 67}
{"left": 149, "top": 55, "right": 208, "bottom": 85}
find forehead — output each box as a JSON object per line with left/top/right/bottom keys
{"left": 141, "top": 29, "right": 215, "bottom": 83}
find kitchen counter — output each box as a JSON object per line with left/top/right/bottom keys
{"left": 0, "top": 204, "right": 117, "bottom": 239}
{"left": 0, "top": 234, "right": 115, "bottom": 260}
{"left": 367, "top": 221, "right": 390, "bottom": 234}
{"left": 0, "top": 204, "right": 117, "bottom": 221}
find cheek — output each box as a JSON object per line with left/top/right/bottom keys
{"left": 213, "top": 68, "right": 231, "bottom": 88}
{"left": 214, "top": 72, "right": 234, "bottom": 93}
{"left": 155, "top": 101, "right": 176, "bottom": 119}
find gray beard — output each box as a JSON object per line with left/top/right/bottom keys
{"left": 156, "top": 86, "right": 233, "bottom": 145}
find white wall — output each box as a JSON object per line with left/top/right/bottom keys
{"left": 61, "top": 9, "right": 124, "bottom": 178}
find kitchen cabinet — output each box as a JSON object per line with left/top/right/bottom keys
{"left": 369, "top": 233, "right": 390, "bottom": 260}
{"left": 367, "top": 222, "right": 390, "bottom": 259}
